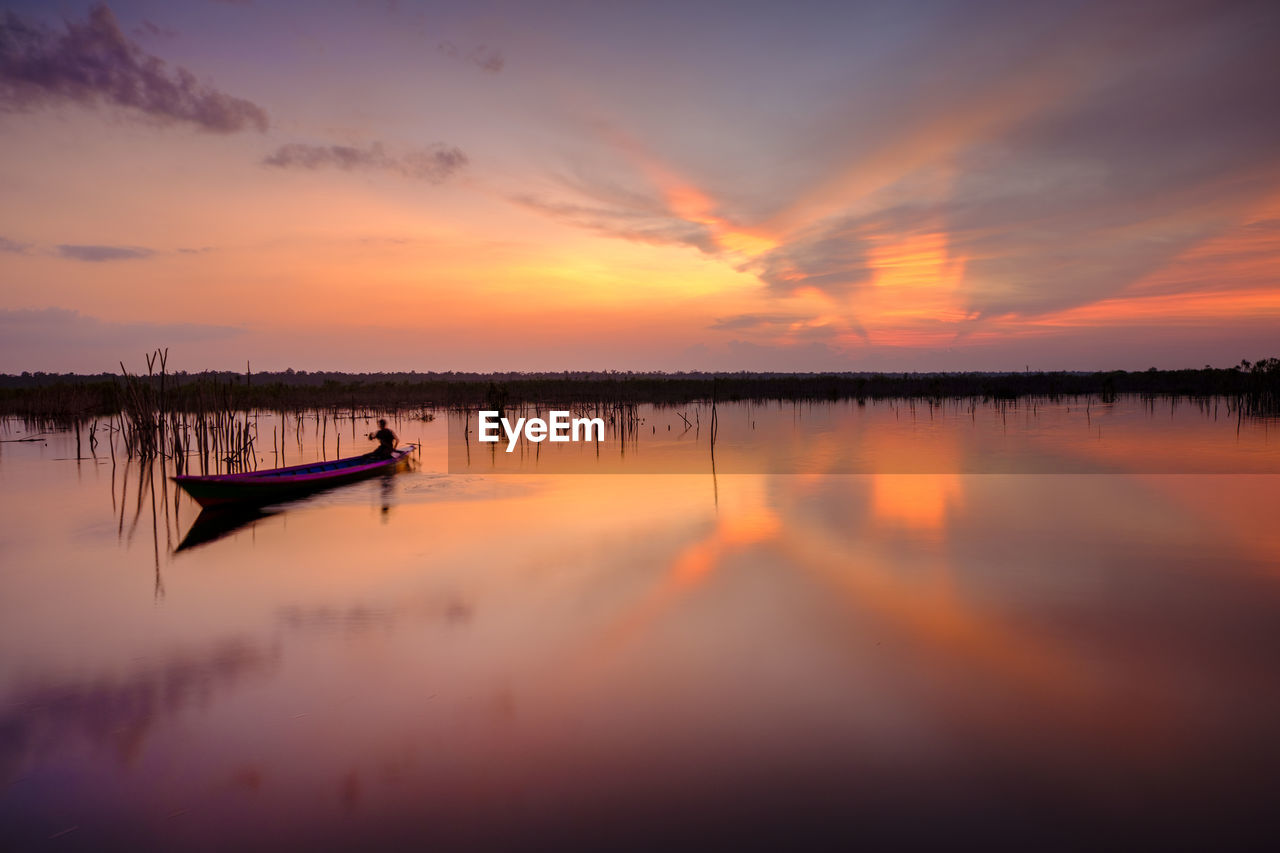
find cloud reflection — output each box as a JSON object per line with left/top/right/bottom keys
{"left": 0, "top": 638, "right": 279, "bottom": 779}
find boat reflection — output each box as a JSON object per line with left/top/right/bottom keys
{"left": 379, "top": 470, "right": 395, "bottom": 520}
{"left": 176, "top": 505, "right": 283, "bottom": 552}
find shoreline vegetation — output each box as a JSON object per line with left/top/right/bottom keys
{"left": 3, "top": 357, "right": 1279, "bottom": 416}
{"left": 2, "top": 352, "right": 1275, "bottom": 472}
{"left": 2, "top": 358, "right": 1277, "bottom": 421}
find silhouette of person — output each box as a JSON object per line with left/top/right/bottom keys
{"left": 368, "top": 419, "right": 398, "bottom": 459}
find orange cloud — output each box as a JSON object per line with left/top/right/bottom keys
{"left": 593, "top": 122, "right": 778, "bottom": 258}
{"left": 759, "top": 57, "right": 1091, "bottom": 238}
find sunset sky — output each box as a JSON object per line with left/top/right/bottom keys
{"left": 1, "top": 0, "right": 1277, "bottom": 373}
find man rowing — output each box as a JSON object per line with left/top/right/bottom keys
{"left": 368, "top": 419, "right": 398, "bottom": 459}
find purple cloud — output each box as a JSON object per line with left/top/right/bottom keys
{"left": 710, "top": 313, "right": 806, "bottom": 331}
{"left": 57, "top": 244, "right": 154, "bottom": 262}
{"left": 0, "top": 4, "right": 268, "bottom": 133}
{"left": 132, "top": 20, "right": 178, "bottom": 40}
{"left": 437, "top": 40, "right": 504, "bottom": 73}
{"left": 468, "top": 45, "right": 504, "bottom": 73}
{"left": 511, "top": 192, "right": 717, "bottom": 254}
{"left": 263, "top": 141, "right": 468, "bottom": 183}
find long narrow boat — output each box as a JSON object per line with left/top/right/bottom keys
{"left": 173, "top": 445, "right": 415, "bottom": 508}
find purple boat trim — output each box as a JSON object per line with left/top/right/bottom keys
{"left": 172, "top": 444, "right": 415, "bottom": 507}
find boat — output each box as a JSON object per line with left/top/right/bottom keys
{"left": 172, "top": 445, "right": 416, "bottom": 508}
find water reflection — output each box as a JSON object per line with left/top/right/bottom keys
{"left": 379, "top": 471, "right": 395, "bottom": 521}
{"left": 2, "top": 411, "right": 1280, "bottom": 848}
{"left": 176, "top": 506, "right": 282, "bottom": 552}
{"left": 448, "top": 398, "right": 1280, "bottom": 474}
{"left": 0, "top": 638, "right": 279, "bottom": 779}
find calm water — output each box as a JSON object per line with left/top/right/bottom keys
{"left": 449, "top": 397, "right": 1280, "bottom": 473}
{"left": 3, "top": 403, "right": 1280, "bottom": 850}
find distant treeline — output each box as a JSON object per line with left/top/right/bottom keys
{"left": 2, "top": 359, "right": 1278, "bottom": 422}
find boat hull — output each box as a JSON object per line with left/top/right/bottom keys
{"left": 173, "top": 445, "right": 414, "bottom": 508}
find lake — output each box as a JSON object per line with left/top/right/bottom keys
{"left": 2, "top": 400, "right": 1279, "bottom": 849}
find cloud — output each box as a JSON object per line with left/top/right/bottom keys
{"left": 711, "top": 311, "right": 866, "bottom": 344}
{"left": 0, "top": 3, "right": 268, "bottom": 133}
{"left": 508, "top": 147, "right": 741, "bottom": 255}
{"left": 263, "top": 141, "right": 468, "bottom": 183}
{"left": 709, "top": 313, "right": 803, "bottom": 331}
{"left": 0, "top": 236, "right": 31, "bottom": 254}
{"left": 510, "top": 0, "right": 1279, "bottom": 343}
{"left": 468, "top": 45, "right": 504, "bottom": 73}
{"left": 512, "top": 192, "right": 717, "bottom": 253}
{"left": 772, "top": 1, "right": 1279, "bottom": 318}
{"left": 437, "top": 40, "right": 505, "bottom": 73}
{"left": 132, "top": 20, "right": 178, "bottom": 39}
{"left": 750, "top": 222, "right": 877, "bottom": 297}
{"left": 57, "top": 244, "right": 154, "bottom": 261}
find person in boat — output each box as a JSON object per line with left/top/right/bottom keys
{"left": 367, "top": 419, "right": 398, "bottom": 459}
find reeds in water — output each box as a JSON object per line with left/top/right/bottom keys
{"left": 115, "top": 350, "right": 257, "bottom": 474}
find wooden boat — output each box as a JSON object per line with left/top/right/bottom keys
{"left": 173, "top": 445, "right": 415, "bottom": 508}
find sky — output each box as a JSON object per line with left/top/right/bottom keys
{"left": 1, "top": 0, "right": 1277, "bottom": 373}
